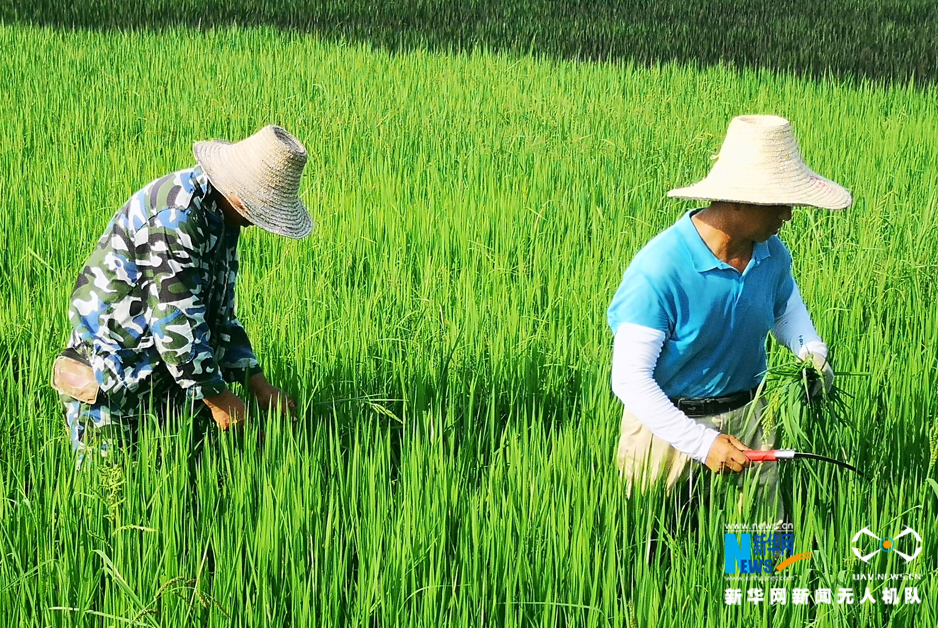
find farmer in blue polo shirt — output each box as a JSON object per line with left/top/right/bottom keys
{"left": 608, "top": 115, "right": 851, "bottom": 513}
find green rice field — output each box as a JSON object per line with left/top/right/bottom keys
{"left": 1, "top": 5, "right": 937, "bottom": 626}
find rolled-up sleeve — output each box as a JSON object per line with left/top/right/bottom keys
{"left": 218, "top": 316, "right": 262, "bottom": 385}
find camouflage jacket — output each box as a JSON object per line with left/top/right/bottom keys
{"left": 65, "top": 166, "right": 261, "bottom": 413}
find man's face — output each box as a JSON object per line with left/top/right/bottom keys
{"left": 737, "top": 203, "right": 793, "bottom": 241}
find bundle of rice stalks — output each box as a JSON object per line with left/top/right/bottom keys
{"left": 758, "top": 352, "right": 861, "bottom": 465}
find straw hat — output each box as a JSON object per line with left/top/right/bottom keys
{"left": 193, "top": 125, "right": 314, "bottom": 239}
{"left": 667, "top": 115, "right": 852, "bottom": 210}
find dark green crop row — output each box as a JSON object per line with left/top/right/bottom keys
{"left": 2, "top": 0, "right": 937, "bottom": 85}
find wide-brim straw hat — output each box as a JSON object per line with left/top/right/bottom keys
{"left": 667, "top": 115, "right": 852, "bottom": 210}
{"left": 193, "top": 125, "right": 314, "bottom": 239}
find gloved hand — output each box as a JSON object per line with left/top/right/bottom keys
{"left": 799, "top": 342, "right": 834, "bottom": 400}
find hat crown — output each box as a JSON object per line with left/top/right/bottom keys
{"left": 714, "top": 115, "right": 802, "bottom": 172}
{"left": 241, "top": 125, "right": 308, "bottom": 194}
{"left": 193, "top": 125, "right": 314, "bottom": 238}
{"left": 666, "top": 114, "right": 852, "bottom": 210}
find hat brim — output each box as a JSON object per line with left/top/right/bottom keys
{"left": 668, "top": 171, "right": 852, "bottom": 211}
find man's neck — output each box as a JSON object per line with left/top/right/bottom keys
{"left": 212, "top": 190, "right": 245, "bottom": 229}
{"left": 691, "top": 208, "right": 754, "bottom": 273}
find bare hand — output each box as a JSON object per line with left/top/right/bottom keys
{"left": 203, "top": 389, "right": 248, "bottom": 430}
{"left": 705, "top": 434, "right": 751, "bottom": 474}
{"left": 248, "top": 373, "right": 296, "bottom": 416}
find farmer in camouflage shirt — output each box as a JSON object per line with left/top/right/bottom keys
{"left": 57, "top": 125, "right": 313, "bottom": 458}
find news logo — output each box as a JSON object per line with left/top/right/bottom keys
{"left": 851, "top": 526, "right": 922, "bottom": 563}
{"left": 724, "top": 524, "right": 812, "bottom": 574}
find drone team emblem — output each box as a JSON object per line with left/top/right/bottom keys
{"left": 851, "top": 526, "right": 922, "bottom": 563}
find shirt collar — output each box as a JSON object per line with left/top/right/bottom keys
{"left": 676, "top": 210, "right": 771, "bottom": 274}
{"left": 192, "top": 165, "right": 213, "bottom": 198}
{"left": 191, "top": 165, "right": 226, "bottom": 220}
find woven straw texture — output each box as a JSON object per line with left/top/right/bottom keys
{"left": 668, "top": 115, "right": 852, "bottom": 210}
{"left": 194, "top": 125, "right": 314, "bottom": 239}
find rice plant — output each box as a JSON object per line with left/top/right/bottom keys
{"left": 0, "top": 16, "right": 936, "bottom": 628}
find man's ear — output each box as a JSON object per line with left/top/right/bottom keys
{"left": 227, "top": 193, "right": 254, "bottom": 225}
{"left": 226, "top": 192, "right": 247, "bottom": 213}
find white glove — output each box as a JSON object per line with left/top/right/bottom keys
{"left": 799, "top": 342, "right": 834, "bottom": 399}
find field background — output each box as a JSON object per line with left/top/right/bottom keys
{"left": 1, "top": 2, "right": 937, "bottom": 626}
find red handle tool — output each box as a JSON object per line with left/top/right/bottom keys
{"left": 743, "top": 449, "right": 795, "bottom": 462}
{"left": 743, "top": 449, "right": 863, "bottom": 476}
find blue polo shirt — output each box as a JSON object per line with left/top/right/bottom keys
{"left": 607, "top": 210, "right": 795, "bottom": 399}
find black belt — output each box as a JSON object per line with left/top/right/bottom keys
{"left": 669, "top": 387, "right": 759, "bottom": 417}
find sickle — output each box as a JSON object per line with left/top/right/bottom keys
{"left": 743, "top": 449, "right": 865, "bottom": 478}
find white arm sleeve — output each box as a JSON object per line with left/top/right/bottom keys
{"left": 771, "top": 282, "right": 828, "bottom": 360}
{"left": 610, "top": 323, "right": 720, "bottom": 464}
